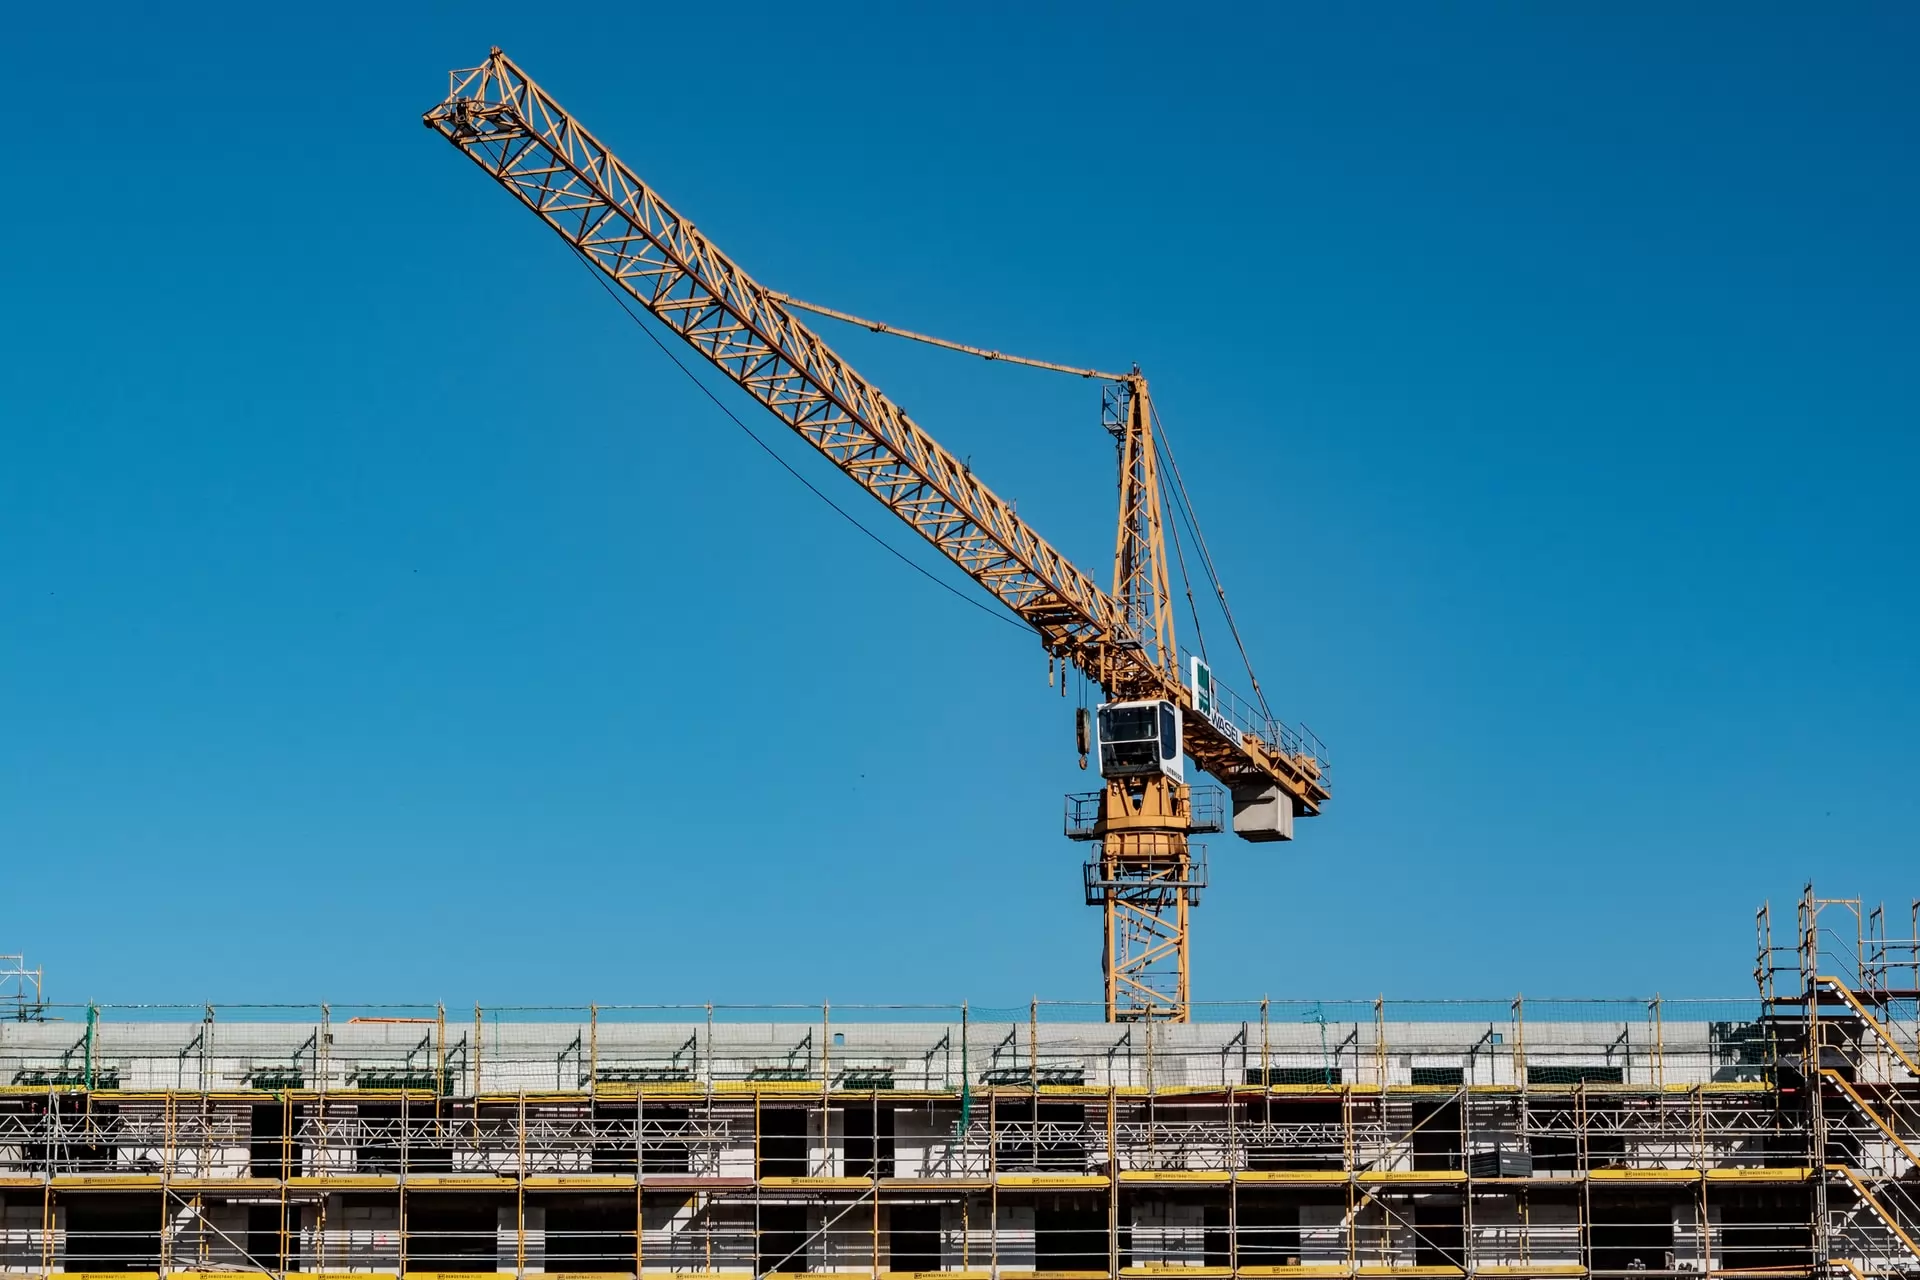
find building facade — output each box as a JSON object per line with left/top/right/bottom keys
{"left": 0, "top": 891, "right": 1914, "bottom": 1279}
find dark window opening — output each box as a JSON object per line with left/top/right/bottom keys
{"left": 995, "top": 1100, "right": 1089, "bottom": 1172}
{"left": 1414, "top": 1202, "right": 1465, "bottom": 1268}
{"left": 759, "top": 1107, "right": 809, "bottom": 1178}
{"left": 644, "top": 1104, "right": 693, "bottom": 1174}
{"left": 250, "top": 1102, "right": 289, "bottom": 1179}
{"left": 1246, "top": 1067, "right": 1343, "bottom": 1085}
{"left": 1203, "top": 1203, "right": 1231, "bottom": 1268}
{"left": 889, "top": 1205, "right": 941, "bottom": 1271}
{"left": 66, "top": 1194, "right": 162, "bottom": 1272}
{"left": 759, "top": 1204, "right": 809, "bottom": 1274}
{"left": 355, "top": 1103, "right": 401, "bottom": 1173}
{"left": 1035, "top": 1203, "right": 1110, "bottom": 1271}
{"left": 355, "top": 1103, "right": 451, "bottom": 1175}
{"left": 1411, "top": 1067, "right": 1465, "bottom": 1086}
{"left": 1099, "top": 704, "right": 1166, "bottom": 776}
{"left": 1527, "top": 1102, "right": 1623, "bottom": 1171}
{"left": 1589, "top": 1198, "right": 1673, "bottom": 1275}
{"left": 245, "top": 1205, "right": 285, "bottom": 1272}
{"left": 1411, "top": 1099, "right": 1463, "bottom": 1172}
{"left": 842, "top": 1102, "right": 895, "bottom": 1179}
{"left": 21, "top": 1100, "right": 118, "bottom": 1173}
{"left": 590, "top": 1101, "right": 635, "bottom": 1174}
{"left": 1719, "top": 1190, "right": 1814, "bottom": 1272}
{"left": 404, "top": 1197, "right": 495, "bottom": 1273}
{"left": 1235, "top": 1198, "right": 1300, "bottom": 1264}
{"left": 1527, "top": 1065, "right": 1625, "bottom": 1086}
{"left": 1244, "top": 1099, "right": 1344, "bottom": 1171}
{"left": 545, "top": 1198, "right": 636, "bottom": 1272}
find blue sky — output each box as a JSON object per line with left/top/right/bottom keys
{"left": 2, "top": 4, "right": 1914, "bottom": 1009}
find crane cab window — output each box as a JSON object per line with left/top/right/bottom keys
{"left": 1097, "top": 699, "right": 1183, "bottom": 782}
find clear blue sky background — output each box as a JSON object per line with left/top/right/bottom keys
{"left": 3, "top": 4, "right": 1914, "bottom": 1009}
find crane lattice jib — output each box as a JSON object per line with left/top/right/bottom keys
{"left": 423, "top": 49, "right": 1326, "bottom": 815}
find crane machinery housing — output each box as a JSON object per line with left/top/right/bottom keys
{"left": 423, "top": 49, "right": 1330, "bottom": 1022}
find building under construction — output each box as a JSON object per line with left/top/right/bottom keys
{"left": 0, "top": 889, "right": 1916, "bottom": 1280}
{"left": 3, "top": 45, "right": 1908, "bottom": 1280}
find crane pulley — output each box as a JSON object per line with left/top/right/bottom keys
{"left": 424, "top": 48, "right": 1329, "bottom": 1020}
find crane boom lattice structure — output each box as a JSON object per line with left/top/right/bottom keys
{"left": 424, "top": 49, "right": 1329, "bottom": 1020}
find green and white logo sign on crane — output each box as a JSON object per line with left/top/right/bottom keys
{"left": 1190, "top": 656, "right": 1216, "bottom": 719}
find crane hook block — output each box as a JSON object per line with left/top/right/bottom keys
{"left": 1075, "top": 706, "right": 1091, "bottom": 767}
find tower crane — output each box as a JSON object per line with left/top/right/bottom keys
{"left": 424, "top": 49, "right": 1329, "bottom": 1021}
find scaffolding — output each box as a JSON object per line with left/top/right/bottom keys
{"left": 0, "top": 890, "right": 1912, "bottom": 1279}
{"left": 1756, "top": 885, "right": 1920, "bottom": 1280}
{"left": 0, "top": 959, "right": 42, "bottom": 1024}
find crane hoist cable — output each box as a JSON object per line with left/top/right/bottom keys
{"left": 1151, "top": 401, "right": 1274, "bottom": 722}
{"left": 769, "top": 291, "right": 1129, "bottom": 383}
{"left": 773, "top": 290, "right": 1229, "bottom": 684}
{"left": 1162, "top": 470, "right": 1210, "bottom": 669}
{"left": 568, "top": 246, "right": 1028, "bottom": 634}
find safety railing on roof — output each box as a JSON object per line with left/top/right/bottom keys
{"left": 0, "top": 996, "right": 1772, "bottom": 1097}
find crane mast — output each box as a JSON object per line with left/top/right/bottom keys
{"left": 424, "top": 49, "right": 1329, "bottom": 1020}
{"left": 1095, "top": 375, "right": 1201, "bottom": 1018}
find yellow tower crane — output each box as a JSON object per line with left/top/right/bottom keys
{"left": 424, "top": 49, "right": 1330, "bottom": 1021}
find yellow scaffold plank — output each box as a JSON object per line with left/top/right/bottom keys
{"left": 50, "top": 1175, "right": 162, "bottom": 1191}
{"left": 1120, "top": 1170, "right": 1233, "bottom": 1185}
{"left": 1357, "top": 1170, "right": 1467, "bottom": 1185}
{"left": 1358, "top": 1267, "right": 1466, "bottom": 1277}
{"left": 1476, "top": 1267, "right": 1586, "bottom": 1276}
{"left": 287, "top": 1175, "right": 400, "bottom": 1189}
{"left": 1122, "top": 1268, "right": 1235, "bottom": 1277}
{"left": 403, "top": 1174, "right": 516, "bottom": 1188}
{"left": 1238, "top": 1171, "right": 1349, "bottom": 1185}
{"left": 282, "top": 1273, "right": 397, "bottom": 1280}
{"left": 1147, "top": 1086, "right": 1241, "bottom": 1098}
{"left": 1236, "top": 1267, "right": 1352, "bottom": 1279}
{"left": 828, "top": 1089, "right": 953, "bottom": 1100}
{"left": 477, "top": 1091, "right": 593, "bottom": 1103}
{"left": 523, "top": 1175, "right": 637, "bottom": 1189}
{"left": 759, "top": 1176, "right": 872, "bottom": 1189}
{"left": 165, "top": 1177, "right": 282, "bottom": 1193}
{"left": 329, "top": 1090, "right": 441, "bottom": 1100}
{"left": 996, "top": 1174, "right": 1111, "bottom": 1189}
{"left": 1590, "top": 1168, "right": 1702, "bottom": 1184}
{"left": 1707, "top": 1166, "right": 1811, "bottom": 1181}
